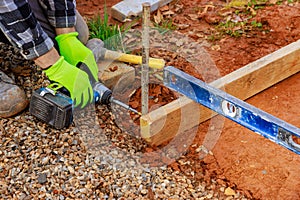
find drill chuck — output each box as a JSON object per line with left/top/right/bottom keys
{"left": 93, "top": 82, "right": 112, "bottom": 104}
{"left": 94, "top": 82, "right": 140, "bottom": 115}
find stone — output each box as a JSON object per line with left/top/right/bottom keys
{"left": 37, "top": 173, "right": 47, "bottom": 184}
{"left": 111, "top": 0, "right": 173, "bottom": 22}
{"left": 98, "top": 60, "right": 135, "bottom": 90}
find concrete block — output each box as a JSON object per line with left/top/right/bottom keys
{"left": 111, "top": 0, "right": 173, "bottom": 22}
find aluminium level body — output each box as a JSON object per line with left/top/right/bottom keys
{"left": 163, "top": 66, "right": 300, "bottom": 155}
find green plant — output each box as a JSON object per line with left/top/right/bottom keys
{"left": 153, "top": 19, "right": 177, "bottom": 34}
{"left": 88, "top": 6, "right": 129, "bottom": 51}
{"left": 214, "top": 0, "right": 269, "bottom": 39}
{"left": 216, "top": 17, "right": 264, "bottom": 38}
{"left": 251, "top": 20, "right": 263, "bottom": 28}
{"left": 216, "top": 20, "right": 244, "bottom": 37}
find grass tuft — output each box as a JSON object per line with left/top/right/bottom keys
{"left": 87, "top": 6, "right": 128, "bottom": 51}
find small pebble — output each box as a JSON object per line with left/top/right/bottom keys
{"left": 38, "top": 173, "right": 47, "bottom": 184}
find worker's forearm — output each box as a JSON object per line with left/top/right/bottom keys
{"left": 34, "top": 27, "right": 77, "bottom": 69}
{"left": 34, "top": 47, "right": 61, "bottom": 69}
{"left": 55, "top": 27, "right": 76, "bottom": 35}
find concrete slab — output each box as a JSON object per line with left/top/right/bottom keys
{"left": 111, "top": 0, "right": 173, "bottom": 22}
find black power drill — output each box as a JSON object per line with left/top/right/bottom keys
{"left": 29, "top": 82, "right": 140, "bottom": 129}
{"left": 29, "top": 40, "right": 140, "bottom": 129}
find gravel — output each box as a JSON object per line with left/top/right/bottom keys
{"left": 0, "top": 42, "right": 250, "bottom": 199}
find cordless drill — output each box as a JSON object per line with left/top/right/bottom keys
{"left": 29, "top": 40, "right": 140, "bottom": 129}
{"left": 29, "top": 80, "right": 139, "bottom": 129}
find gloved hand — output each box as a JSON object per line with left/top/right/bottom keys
{"left": 55, "top": 32, "right": 98, "bottom": 83}
{"left": 44, "top": 56, "right": 93, "bottom": 108}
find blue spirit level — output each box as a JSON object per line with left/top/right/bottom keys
{"left": 163, "top": 66, "right": 300, "bottom": 155}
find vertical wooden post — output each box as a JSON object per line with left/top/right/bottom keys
{"left": 141, "top": 3, "right": 150, "bottom": 115}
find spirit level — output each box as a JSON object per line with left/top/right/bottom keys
{"left": 164, "top": 66, "right": 300, "bottom": 154}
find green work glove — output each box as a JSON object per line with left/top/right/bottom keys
{"left": 55, "top": 32, "right": 98, "bottom": 83}
{"left": 44, "top": 56, "right": 93, "bottom": 108}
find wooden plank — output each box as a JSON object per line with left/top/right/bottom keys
{"left": 141, "top": 39, "right": 300, "bottom": 146}
{"left": 111, "top": 0, "right": 173, "bottom": 22}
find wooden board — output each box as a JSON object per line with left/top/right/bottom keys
{"left": 141, "top": 39, "right": 300, "bottom": 146}
{"left": 111, "top": 0, "right": 173, "bottom": 22}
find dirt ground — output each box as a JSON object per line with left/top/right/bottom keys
{"left": 77, "top": 0, "right": 300, "bottom": 199}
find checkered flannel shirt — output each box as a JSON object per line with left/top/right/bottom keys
{"left": 0, "top": 0, "right": 76, "bottom": 60}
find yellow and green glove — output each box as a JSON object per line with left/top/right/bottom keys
{"left": 44, "top": 56, "right": 93, "bottom": 108}
{"left": 55, "top": 32, "right": 98, "bottom": 83}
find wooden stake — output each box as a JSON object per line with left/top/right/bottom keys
{"left": 141, "top": 3, "right": 150, "bottom": 115}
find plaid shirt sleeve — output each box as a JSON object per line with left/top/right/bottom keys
{"left": 0, "top": 0, "right": 76, "bottom": 60}
{"left": 42, "top": 0, "right": 76, "bottom": 28}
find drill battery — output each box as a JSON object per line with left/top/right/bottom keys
{"left": 29, "top": 87, "right": 73, "bottom": 129}
{"left": 29, "top": 82, "right": 139, "bottom": 129}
